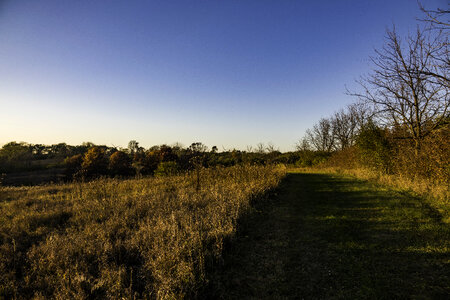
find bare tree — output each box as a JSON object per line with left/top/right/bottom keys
{"left": 350, "top": 27, "right": 449, "bottom": 154}
{"left": 256, "top": 142, "right": 266, "bottom": 154}
{"left": 265, "top": 142, "right": 278, "bottom": 153}
{"left": 417, "top": 2, "right": 450, "bottom": 88}
{"left": 331, "top": 103, "right": 373, "bottom": 150}
{"left": 296, "top": 137, "right": 311, "bottom": 151}
{"left": 418, "top": 1, "right": 449, "bottom": 30}
{"left": 331, "top": 108, "right": 357, "bottom": 150}
{"left": 305, "top": 117, "right": 335, "bottom": 152}
{"left": 347, "top": 102, "right": 373, "bottom": 131}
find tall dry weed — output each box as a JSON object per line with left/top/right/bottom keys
{"left": 0, "top": 165, "right": 285, "bottom": 299}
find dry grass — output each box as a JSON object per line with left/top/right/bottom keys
{"left": 0, "top": 165, "right": 285, "bottom": 299}
{"left": 295, "top": 166, "right": 450, "bottom": 223}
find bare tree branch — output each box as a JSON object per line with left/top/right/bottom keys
{"left": 348, "top": 26, "right": 449, "bottom": 153}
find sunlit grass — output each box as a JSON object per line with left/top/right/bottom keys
{"left": 294, "top": 166, "right": 450, "bottom": 223}
{"left": 0, "top": 165, "right": 285, "bottom": 299}
{"left": 210, "top": 171, "right": 449, "bottom": 298}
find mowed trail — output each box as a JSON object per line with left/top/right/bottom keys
{"left": 207, "top": 172, "right": 449, "bottom": 299}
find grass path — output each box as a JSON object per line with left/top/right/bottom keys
{"left": 207, "top": 171, "right": 449, "bottom": 299}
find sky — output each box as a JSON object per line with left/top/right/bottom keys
{"left": 0, "top": 0, "right": 445, "bottom": 151}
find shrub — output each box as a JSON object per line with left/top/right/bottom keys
{"left": 295, "top": 150, "right": 331, "bottom": 167}
{"left": 64, "top": 154, "right": 83, "bottom": 179}
{"left": 322, "top": 146, "right": 358, "bottom": 170}
{"left": 356, "top": 122, "right": 392, "bottom": 173}
{"left": 392, "top": 125, "right": 450, "bottom": 183}
{"left": 109, "top": 151, "right": 132, "bottom": 176}
{"left": 154, "top": 161, "right": 179, "bottom": 177}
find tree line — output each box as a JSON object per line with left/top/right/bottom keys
{"left": 0, "top": 139, "right": 331, "bottom": 183}
{"left": 62, "top": 140, "right": 333, "bottom": 180}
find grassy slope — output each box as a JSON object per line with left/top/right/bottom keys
{"left": 208, "top": 171, "right": 450, "bottom": 299}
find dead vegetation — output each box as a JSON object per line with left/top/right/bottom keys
{"left": 0, "top": 165, "right": 285, "bottom": 299}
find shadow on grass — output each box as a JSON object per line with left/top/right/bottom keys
{"left": 205, "top": 173, "right": 450, "bottom": 299}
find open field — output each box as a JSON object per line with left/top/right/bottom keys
{"left": 0, "top": 165, "right": 285, "bottom": 299}
{"left": 209, "top": 170, "right": 450, "bottom": 299}
{"left": 1, "top": 167, "right": 449, "bottom": 299}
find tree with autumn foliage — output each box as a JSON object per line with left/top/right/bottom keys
{"left": 109, "top": 151, "right": 132, "bottom": 176}
{"left": 81, "top": 147, "right": 108, "bottom": 178}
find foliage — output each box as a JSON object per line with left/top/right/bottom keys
{"left": 355, "top": 122, "right": 392, "bottom": 173}
{"left": 2, "top": 139, "right": 329, "bottom": 186}
{"left": 391, "top": 124, "right": 450, "bottom": 184}
{"left": 154, "top": 161, "right": 179, "bottom": 177}
{"left": 81, "top": 147, "right": 108, "bottom": 178}
{"left": 64, "top": 154, "right": 83, "bottom": 178}
{"left": 321, "top": 146, "right": 359, "bottom": 170}
{"left": 0, "top": 142, "right": 32, "bottom": 161}
{"left": 142, "top": 151, "right": 160, "bottom": 175}
{"left": 109, "top": 151, "right": 132, "bottom": 176}
{"left": 0, "top": 142, "right": 33, "bottom": 173}
{"left": 295, "top": 151, "right": 331, "bottom": 167}
{"left": 159, "top": 145, "right": 178, "bottom": 162}
{"left": 0, "top": 141, "right": 95, "bottom": 177}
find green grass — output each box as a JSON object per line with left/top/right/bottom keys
{"left": 208, "top": 171, "right": 450, "bottom": 299}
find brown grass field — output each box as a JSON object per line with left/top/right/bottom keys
{"left": 0, "top": 165, "right": 285, "bottom": 299}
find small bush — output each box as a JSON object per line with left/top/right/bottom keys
{"left": 295, "top": 151, "right": 331, "bottom": 167}
{"left": 154, "top": 161, "right": 179, "bottom": 177}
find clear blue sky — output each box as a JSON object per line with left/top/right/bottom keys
{"left": 0, "top": 0, "right": 443, "bottom": 151}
